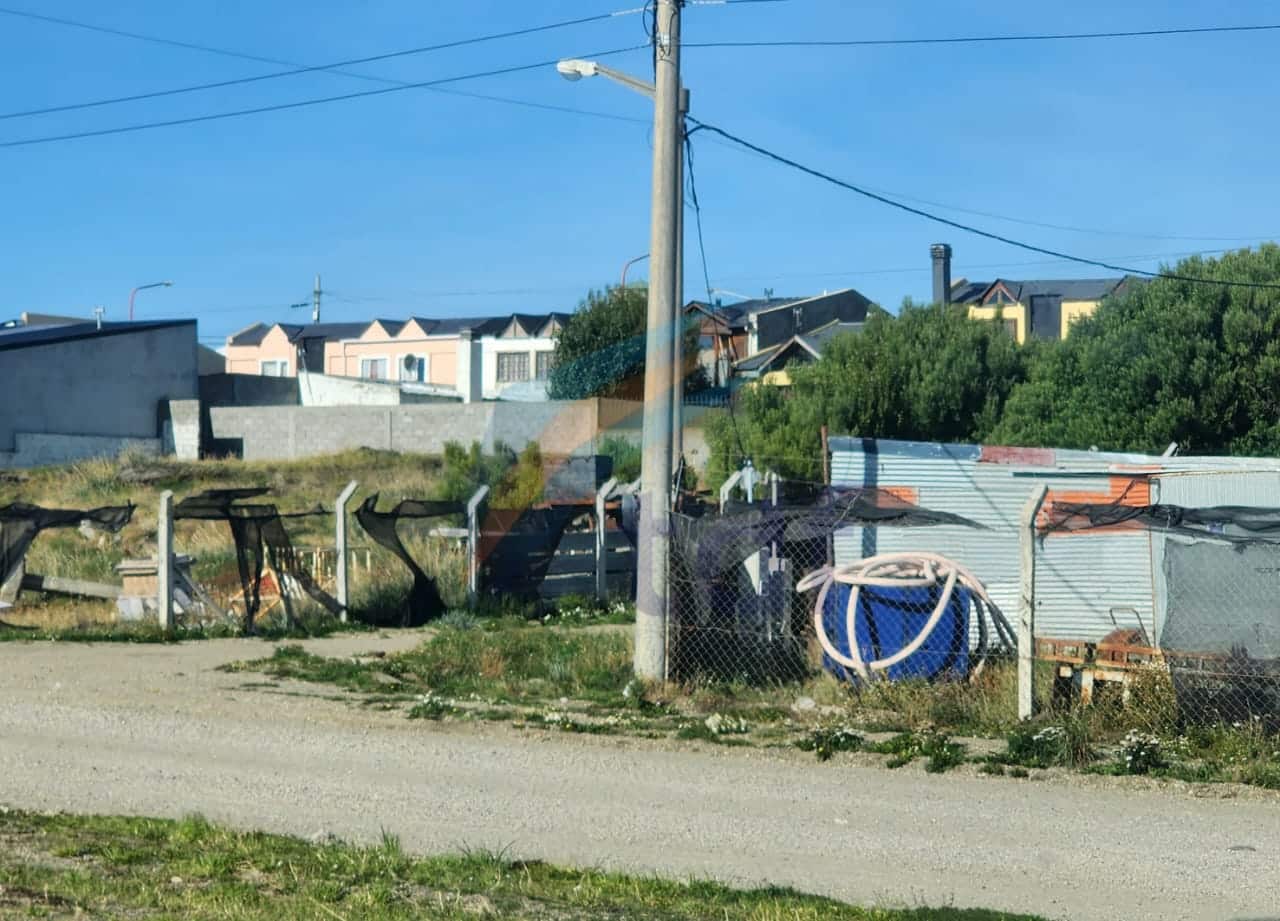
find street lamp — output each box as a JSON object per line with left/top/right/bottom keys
{"left": 556, "top": 55, "right": 690, "bottom": 478}
{"left": 621, "top": 253, "right": 649, "bottom": 288}
{"left": 128, "top": 280, "right": 174, "bottom": 321}
{"left": 558, "top": 0, "right": 684, "bottom": 681}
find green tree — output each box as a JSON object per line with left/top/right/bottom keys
{"left": 993, "top": 245, "right": 1280, "bottom": 455}
{"left": 706, "top": 301, "right": 1027, "bottom": 485}
{"left": 547, "top": 284, "right": 703, "bottom": 400}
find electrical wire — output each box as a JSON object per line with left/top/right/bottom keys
{"left": 687, "top": 118, "right": 1280, "bottom": 292}
{"left": 0, "top": 9, "right": 644, "bottom": 122}
{"left": 0, "top": 46, "right": 648, "bottom": 149}
{"left": 684, "top": 134, "right": 715, "bottom": 304}
{"left": 686, "top": 23, "right": 1280, "bottom": 49}
{"left": 0, "top": 6, "right": 649, "bottom": 127}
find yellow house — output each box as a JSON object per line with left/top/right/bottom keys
{"left": 954, "top": 278, "right": 1134, "bottom": 343}
{"left": 930, "top": 242, "right": 1134, "bottom": 344}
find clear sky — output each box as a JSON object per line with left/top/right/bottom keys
{"left": 4, "top": 0, "right": 1279, "bottom": 345}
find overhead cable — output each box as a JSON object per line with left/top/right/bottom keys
{"left": 688, "top": 118, "right": 1280, "bottom": 291}
{"left": 0, "top": 46, "right": 648, "bottom": 149}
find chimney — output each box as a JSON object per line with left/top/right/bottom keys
{"left": 931, "top": 243, "right": 953, "bottom": 305}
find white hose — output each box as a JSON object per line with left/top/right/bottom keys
{"left": 796, "top": 552, "right": 1012, "bottom": 683}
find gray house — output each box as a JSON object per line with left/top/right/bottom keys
{"left": 0, "top": 317, "right": 199, "bottom": 468}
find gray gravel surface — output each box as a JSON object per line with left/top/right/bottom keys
{"left": 1, "top": 636, "right": 1278, "bottom": 921}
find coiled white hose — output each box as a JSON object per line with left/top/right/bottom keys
{"left": 795, "top": 552, "right": 1015, "bottom": 683}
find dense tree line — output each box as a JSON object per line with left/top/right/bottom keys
{"left": 705, "top": 245, "right": 1280, "bottom": 484}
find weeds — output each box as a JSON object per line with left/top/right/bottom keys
{"left": 796, "top": 725, "right": 864, "bottom": 762}
{"left": 871, "top": 730, "right": 967, "bottom": 773}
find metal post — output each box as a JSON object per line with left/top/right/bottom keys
{"left": 334, "top": 480, "right": 358, "bottom": 622}
{"left": 635, "top": 0, "right": 682, "bottom": 682}
{"left": 466, "top": 485, "right": 490, "bottom": 609}
{"left": 157, "top": 491, "right": 174, "bottom": 632}
{"left": 596, "top": 477, "right": 619, "bottom": 603}
{"left": 312, "top": 273, "right": 322, "bottom": 324}
{"left": 1018, "top": 485, "right": 1049, "bottom": 721}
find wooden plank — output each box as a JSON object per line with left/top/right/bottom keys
{"left": 21, "top": 573, "right": 121, "bottom": 600}
{"left": 1019, "top": 484, "right": 1050, "bottom": 721}
{"left": 540, "top": 575, "right": 595, "bottom": 598}
{"left": 557, "top": 533, "right": 597, "bottom": 553}
{"left": 545, "top": 555, "right": 598, "bottom": 577}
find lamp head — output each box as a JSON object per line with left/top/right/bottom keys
{"left": 556, "top": 59, "right": 598, "bottom": 81}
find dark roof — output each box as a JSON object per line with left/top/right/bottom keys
{"left": 798, "top": 321, "right": 864, "bottom": 352}
{"left": 287, "top": 322, "right": 369, "bottom": 343}
{"left": 733, "top": 319, "right": 865, "bottom": 375}
{"left": 373, "top": 319, "right": 407, "bottom": 337}
{"left": 950, "top": 277, "right": 1131, "bottom": 305}
{"left": 227, "top": 322, "right": 272, "bottom": 347}
{"left": 0, "top": 319, "right": 194, "bottom": 353}
{"left": 686, "top": 297, "right": 801, "bottom": 329}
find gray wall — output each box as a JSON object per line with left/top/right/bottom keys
{"left": 0, "top": 323, "right": 198, "bottom": 454}
{"left": 199, "top": 373, "right": 299, "bottom": 408}
{"left": 206, "top": 400, "right": 602, "bottom": 460}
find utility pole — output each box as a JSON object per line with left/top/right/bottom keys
{"left": 635, "top": 0, "right": 682, "bottom": 682}
{"left": 671, "top": 86, "right": 689, "bottom": 484}
{"left": 312, "top": 274, "right": 322, "bottom": 324}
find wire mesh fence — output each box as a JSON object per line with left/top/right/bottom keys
{"left": 666, "top": 479, "right": 1021, "bottom": 733}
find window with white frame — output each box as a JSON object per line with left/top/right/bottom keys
{"left": 260, "top": 360, "right": 287, "bottom": 377}
{"left": 496, "top": 352, "right": 531, "bottom": 383}
{"left": 535, "top": 350, "right": 555, "bottom": 381}
{"left": 399, "top": 355, "right": 428, "bottom": 383}
{"left": 360, "top": 357, "right": 389, "bottom": 380}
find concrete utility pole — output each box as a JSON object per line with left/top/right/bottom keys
{"left": 671, "top": 85, "right": 689, "bottom": 482}
{"left": 635, "top": 0, "right": 682, "bottom": 682}
{"left": 312, "top": 274, "right": 322, "bottom": 324}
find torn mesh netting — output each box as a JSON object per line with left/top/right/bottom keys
{"left": 355, "top": 495, "right": 463, "bottom": 625}
{"left": 1, "top": 502, "right": 134, "bottom": 590}
{"left": 1042, "top": 501, "right": 1280, "bottom": 543}
{"left": 174, "top": 490, "right": 337, "bottom": 630}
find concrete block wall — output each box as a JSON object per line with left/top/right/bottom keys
{"left": 206, "top": 401, "right": 602, "bottom": 461}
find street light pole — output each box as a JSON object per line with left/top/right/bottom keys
{"left": 621, "top": 253, "right": 649, "bottom": 288}
{"left": 634, "top": 0, "right": 682, "bottom": 681}
{"left": 128, "top": 280, "right": 174, "bottom": 321}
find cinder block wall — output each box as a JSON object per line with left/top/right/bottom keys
{"left": 206, "top": 401, "right": 603, "bottom": 460}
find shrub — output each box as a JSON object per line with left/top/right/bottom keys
{"left": 796, "top": 726, "right": 864, "bottom": 762}
{"left": 1120, "top": 730, "right": 1165, "bottom": 775}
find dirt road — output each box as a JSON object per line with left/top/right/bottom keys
{"left": 1, "top": 636, "right": 1277, "bottom": 921}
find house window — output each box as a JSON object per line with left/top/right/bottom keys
{"left": 360, "top": 357, "right": 388, "bottom": 380}
{"left": 497, "top": 352, "right": 530, "bottom": 383}
{"left": 399, "top": 355, "right": 428, "bottom": 383}
{"left": 535, "top": 351, "right": 555, "bottom": 381}
{"left": 260, "top": 360, "right": 287, "bottom": 377}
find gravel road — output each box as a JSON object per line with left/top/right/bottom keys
{"left": 1, "top": 635, "right": 1277, "bottom": 921}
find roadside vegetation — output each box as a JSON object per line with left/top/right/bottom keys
{"left": 0, "top": 810, "right": 1043, "bottom": 921}
{"left": 226, "top": 614, "right": 1280, "bottom": 791}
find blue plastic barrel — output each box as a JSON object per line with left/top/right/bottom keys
{"left": 820, "top": 581, "right": 971, "bottom": 683}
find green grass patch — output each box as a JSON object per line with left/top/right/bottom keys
{"left": 0, "top": 809, "right": 1045, "bottom": 920}
{"left": 871, "top": 731, "right": 967, "bottom": 773}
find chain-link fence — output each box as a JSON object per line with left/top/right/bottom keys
{"left": 1033, "top": 506, "right": 1280, "bottom": 736}
{"left": 667, "top": 474, "right": 1021, "bottom": 732}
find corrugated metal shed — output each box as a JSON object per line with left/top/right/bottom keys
{"left": 828, "top": 438, "right": 1280, "bottom": 644}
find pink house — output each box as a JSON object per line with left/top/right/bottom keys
{"left": 223, "top": 313, "right": 569, "bottom": 401}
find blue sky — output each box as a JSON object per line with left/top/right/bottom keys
{"left": 4, "top": 0, "right": 1279, "bottom": 345}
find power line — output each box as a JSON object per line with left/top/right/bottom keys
{"left": 688, "top": 118, "right": 1280, "bottom": 291}
{"left": 686, "top": 23, "right": 1280, "bottom": 49}
{"left": 684, "top": 133, "right": 715, "bottom": 303}
{"left": 0, "top": 46, "right": 648, "bottom": 150}
{"left": 0, "top": 9, "right": 644, "bottom": 122}
{"left": 0, "top": 6, "right": 649, "bottom": 127}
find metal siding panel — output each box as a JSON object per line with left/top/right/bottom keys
{"left": 1154, "top": 471, "right": 1280, "bottom": 507}
{"left": 1035, "top": 532, "right": 1155, "bottom": 642}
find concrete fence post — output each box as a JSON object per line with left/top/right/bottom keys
{"left": 157, "top": 490, "right": 174, "bottom": 633}
{"left": 334, "top": 480, "right": 359, "bottom": 622}
{"left": 466, "top": 485, "right": 490, "bottom": 609}
{"left": 1019, "top": 484, "right": 1050, "bottom": 721}
{"left": 595, "top": 477, "right": 619, "bottom": 603}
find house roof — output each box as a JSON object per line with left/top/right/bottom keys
{"left": 287, "top": 322, "right": 370, "bottom": 343}
{"left": 685, "top": 297, "right": 802, "bottom": 330}
{"left": 732, "top": 319, "right": 865, "bottom": 375}
{"left": 950, "top": 277, "right": 1132, "bottom": 305}
{"left": 0, "top": 319, "right": 195, "bottom": 353}
{"left": 226, "top": 322, "right": 272, "bottom": 347}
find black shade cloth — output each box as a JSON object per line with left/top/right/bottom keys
{"left": 1042, "top": 501, "right": 1280, "bottom": 544}
{"left": 175, "top": 489, "right": 336, "bottom": 630}
{"left": 1, "top": 502, "right": 134, "bottom": 591}
{"left": 355, "top": 495, "right": 463, "bottom": 625}
{"left": 668, "top": 487, "right": 986, "bottom": 680}
{"left": 478, "top": 506, "right": 584, "bottom": 599}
